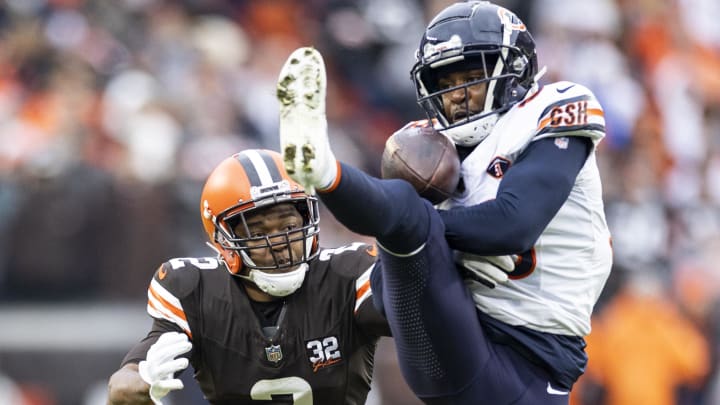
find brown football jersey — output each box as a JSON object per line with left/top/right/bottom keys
{"left": 122, "top": 242, "right": 389, "bottom": 404}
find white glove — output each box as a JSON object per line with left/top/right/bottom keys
{"left": 138, "top": 331, "right": 193, "bottom": 405}
{"left": 457, "top": 252, "right": 516, "bottom": 289}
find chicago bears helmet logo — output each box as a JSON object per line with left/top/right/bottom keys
{"left": 496, "top": 7, "right": 527, "bottom": 32}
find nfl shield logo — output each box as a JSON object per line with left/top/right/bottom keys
{"left": 554, "top": 137, "right": 569, "bottom": 150}
{"left": 265, "top": 344, "right": 283, "bottom": 363}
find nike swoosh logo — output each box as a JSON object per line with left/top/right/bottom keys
{"left": 547, "top": 382, "right": 569, "bottom": 395}
{"left": 366, "top": 244, "right": 378, "bottom": 257}
{"left": 556, "top": 85, "right": 575, "bottom": 93}
{"left": 158, "top": 267, "right": 168, "bottom": 280}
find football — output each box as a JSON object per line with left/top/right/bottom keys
{"left": 381, "top": 124, "right": 461, "bottom": 204}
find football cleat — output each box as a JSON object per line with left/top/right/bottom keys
{"left": 277, "top": 47, "right": 337, "bottom": 194}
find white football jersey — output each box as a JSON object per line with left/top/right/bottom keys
{"left": 438, "top": 81, "right": 613, "bottom": 336}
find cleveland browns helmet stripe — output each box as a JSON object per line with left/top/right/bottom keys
{"left": 236, "top": 149, "right": 284, "bottom": 186}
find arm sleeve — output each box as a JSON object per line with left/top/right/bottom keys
{"left": 439, "top": 136, "right": 592, "bottom": 255}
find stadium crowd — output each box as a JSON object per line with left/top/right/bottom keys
{"left": 0, "top": 0, "right": 719, "bottom": 404}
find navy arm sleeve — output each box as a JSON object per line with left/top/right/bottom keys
{"left": 438, "top": 136, "right": 592, "bottom": 255}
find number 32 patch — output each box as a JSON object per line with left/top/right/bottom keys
{"left": 306, "top": 336, "right": 343, "bottom": 372}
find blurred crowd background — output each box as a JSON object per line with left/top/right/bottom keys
{"left": 0, "top": 0, "right": 719, "bottom": 404}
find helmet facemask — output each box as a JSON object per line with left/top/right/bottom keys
{"left": 413, "top": 45, "right": 532, "bottom": 146}
{"left": 210, "top": 197, "right": 319, "bottom": 297}
{"left": 213, "top": 196, "right": 320, "bottom": 273}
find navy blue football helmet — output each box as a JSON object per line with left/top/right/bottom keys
{"left": 411, "top": 1, "right": 539, "bottom": 146}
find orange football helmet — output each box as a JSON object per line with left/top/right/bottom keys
{"left": 200, "top": 149, "right": 320, "bottom": 275}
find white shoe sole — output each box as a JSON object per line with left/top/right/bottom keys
{"left": 277, "top": 47, "right": 327, "bottom": 182}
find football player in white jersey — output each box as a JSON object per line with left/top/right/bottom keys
{"left": 277, "top": 1, "right": 612, "bottom": 404}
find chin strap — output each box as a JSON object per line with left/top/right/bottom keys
{"left": 205, "top": 241, "right": 222, "bottom": 258}
{"left": 205, "top": 241, "right": 308, "bottom": 297}
{"left": 239, "top": 263, "right": 309, "bottom": 297}
{"left": 531, "top": 66, "right": 547, "bottom": 91}
{"left": 521, "top": 65, "right": 547, "bottom": 101}
{"left": 534, "top": 65, "right": 548, "bottom": 82}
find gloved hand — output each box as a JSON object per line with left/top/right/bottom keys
{"left": 457, "top": 252, "right": 516, "bottom": 289}
{"left": 138, "top": 331, "right": 193, "bottom": 405}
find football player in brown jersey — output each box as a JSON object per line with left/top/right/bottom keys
{"left": 107, "top": 149, "right": 389, "bottom": 404}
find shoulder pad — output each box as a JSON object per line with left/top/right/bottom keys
{"left": 314, "top": 243, "right": 379, "bottom": 321}
{"left": 146, "top": 257, "right": 219, "bottom": 338}
{"left": 315, "top": 242, "right": 377, "bottom": 279}
{"left": 152, "top": 257, "right": 220, "bottom": 299}
{"left": 529, "top": 81, "right": 606, "bottom": 144}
